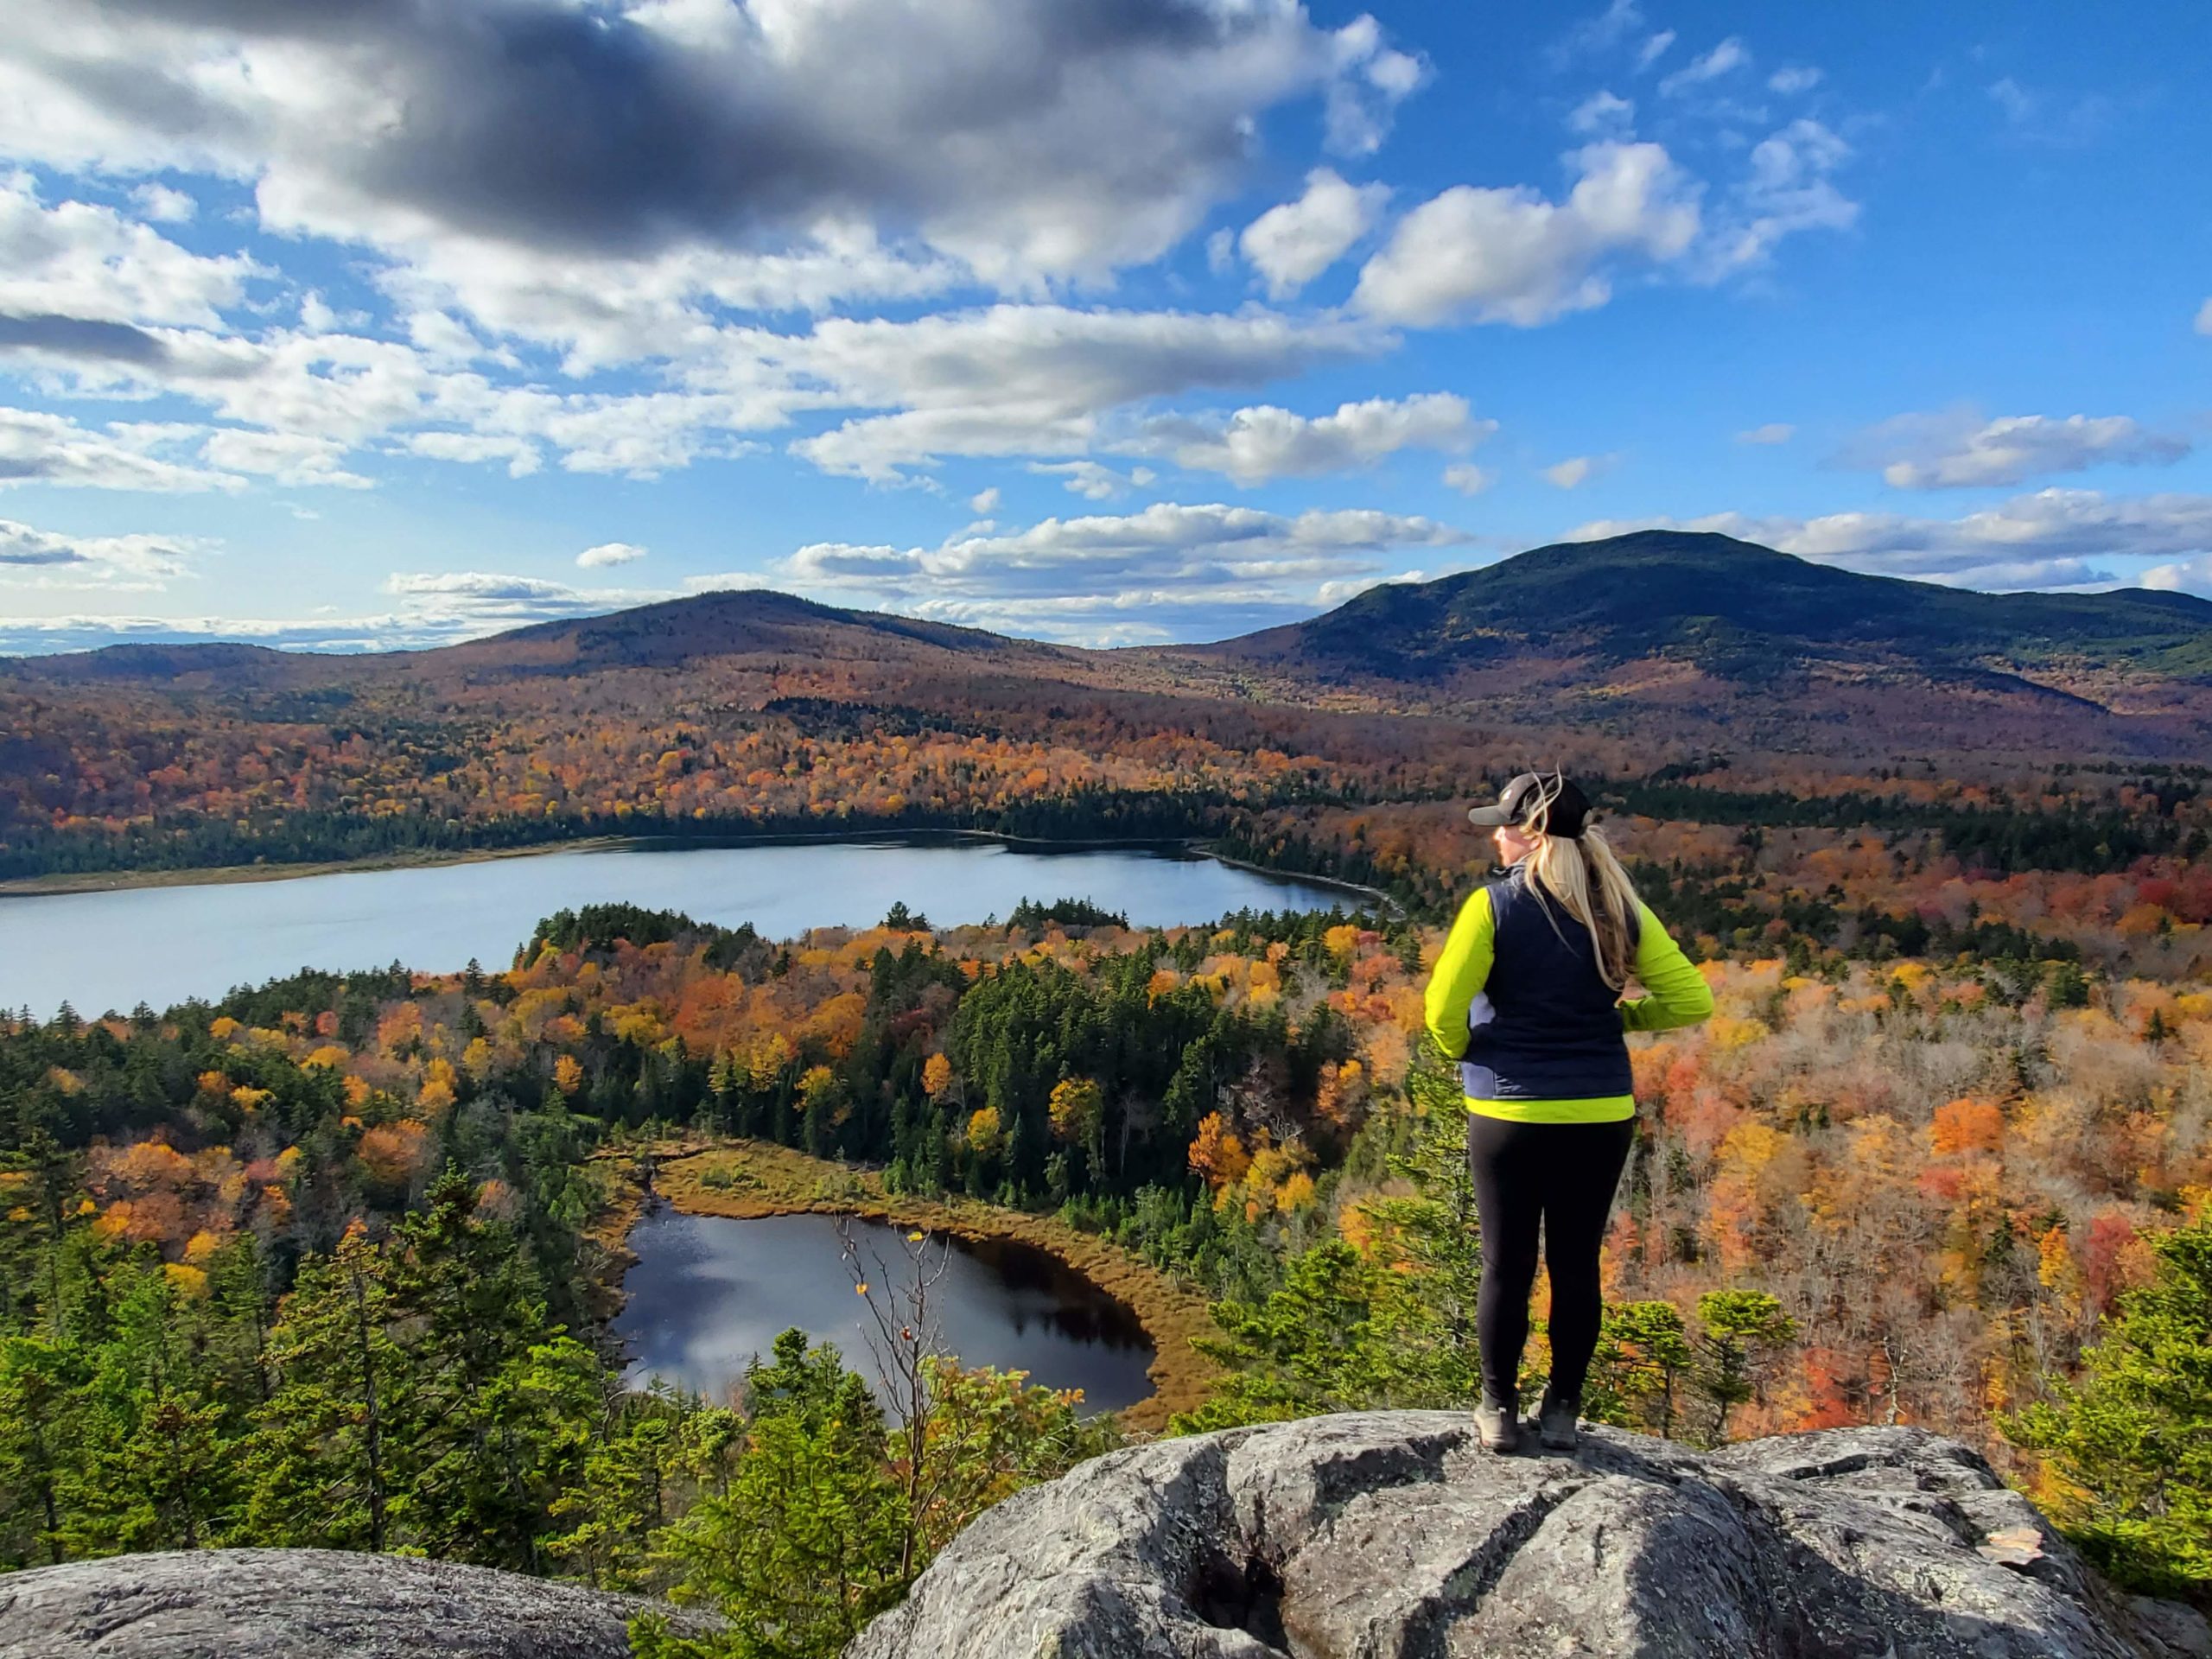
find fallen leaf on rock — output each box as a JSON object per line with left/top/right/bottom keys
{"left": 1977, "top": 1525, "right": 2045, "bottom": 1567}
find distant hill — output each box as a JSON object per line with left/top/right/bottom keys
{"left": 1192, "top": 531, "right": 2212, "bottom": 688}
{"left": 1, "top": 640, "right": 306, "bottom": 687}
{"left": 6, "top": 534, "right": 2207, "bottom": 728}
{"left": 3, "top": 588, "right": 1061, "bottom": 685}
{"left": 408, "top": 588, "right": 1058, "bottom": 676}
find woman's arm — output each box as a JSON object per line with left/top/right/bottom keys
{"left": 1423, "top": 887, "right": 1497, "bottom": 1059}
{"left": 1619, "top": 902, "right": 1715, "bottom": 1032}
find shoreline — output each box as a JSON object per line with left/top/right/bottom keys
{"left": 589, "top": 1137, "right": 1223, "bottom": 1435}
{"left": 0, "top": 824, "right": 1395, "bottom": 914}
{"left": 0, "top": 836, "right": 639, "bottom": 897}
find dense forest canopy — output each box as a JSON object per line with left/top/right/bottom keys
{"left": 5, "top": 534, "right": 2210, "bottom": 887}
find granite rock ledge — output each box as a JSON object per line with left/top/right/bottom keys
{"left": 0, "top": 1546, "right": 720, "bottom": 1659}
{"left": 847, "top": 1414, "right": 2211, "bottom": 1659}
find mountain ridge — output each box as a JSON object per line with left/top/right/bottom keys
{"left": 6, "top": 532, "right": 2208, "bottom": 692}
{"left": 1186, "top": 531, "right": 2212, "bottom": 684}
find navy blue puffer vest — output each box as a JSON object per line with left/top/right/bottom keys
{"left": 1459, "top": 866, "right": 1640, "bottom": 1101}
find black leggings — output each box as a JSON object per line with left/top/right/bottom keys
{"left": 1466, "top": 1113, "right": 1636, "bottom": 1408}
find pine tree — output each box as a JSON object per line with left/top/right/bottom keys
{"left": 0, "top": 1335, "right": 77, "bottom": 1567}
{"left": 1589, "top": 1301, "right": 1694, "bottom": 1439}
{"left": 250, "top": 1223, "right": 403, "bottom": 1552}
{"left": 2006, "top": 1213, "right": 2212, "bottom": 1599}
{"left": 1692, "top": 1288, "right": 1797, "bottom": 1444}
{"left": 1170, "top": 1240, "right": 1389, "bottom": 1431}
{"left": 634, "top": 1332, "right": 908, "bottom": 1659}
{"left": 1358, "top": 1051, "right": 1484, "bottom": 1407}
{"left": 384, "top": 1169, "right": 589, "bottom": 1569}
{"left": 66, "top": 1256, "right": 246, "bottom": 1556}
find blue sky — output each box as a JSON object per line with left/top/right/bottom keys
{"left": 0, "top": 0, "right": 2207, "bottom": 652}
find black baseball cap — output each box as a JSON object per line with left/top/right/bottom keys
{"left": 1467, "top": 772, "right": 1592, "bottom": 838}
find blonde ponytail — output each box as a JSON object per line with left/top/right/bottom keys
{"left": 1521, "top": 779, "right": 1642, "bottom": 992}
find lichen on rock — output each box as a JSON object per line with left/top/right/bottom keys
{"left": 0, "top": 1547, "right": 720, "bottom": 1659}
{"left": 847, "top": 1415, "right": 2212, "bottom": 1659}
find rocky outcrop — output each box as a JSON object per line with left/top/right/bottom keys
{"left": 849, "top": 1414, "right": 2211, "bottom": 1659}
{"left": 0, "top": 1547, "right": 720, "bottom": 1659}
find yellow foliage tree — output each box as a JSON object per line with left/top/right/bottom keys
{"left": 1047, "top": 1077, "right": 1102, "bottom": 1145}
{"left": 1187, "top": 1111, "right": 1250, "bottom": 1191}
{"left": 965, "top": 1107, "right": 1005, "bottom": 1161}
{"left": 923, "top": 1053, "right": 956, "bottom": 1102}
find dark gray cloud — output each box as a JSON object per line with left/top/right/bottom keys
{"left": 48, "top": 0, "right": 1401, "bottom": 272}
{"left": 0, "top": 523, "right": 87, "bottom": 564}
{"left": 0, "top": 312, "right": 173, "bottom": 366}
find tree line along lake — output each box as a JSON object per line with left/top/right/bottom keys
{"left": 0, "top": 833, "right": 1361, "bottom": 1020}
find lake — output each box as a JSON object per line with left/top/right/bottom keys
{"left": 613, "top": 1209, "right": 1157, "bottom": 1417}
{"left": 0, "top": 835, "right": 1355, "bottom": 1018}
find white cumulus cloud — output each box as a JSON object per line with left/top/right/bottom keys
{"left": 1707, "top": 119, "right": 1857, "bottom": 272}
{"left": 1130, "top": 393, "right": 1488, "bottom": 486}
{"left": 1029, "top": 461, "right": 1154, "bottom": 500}
{"left": 0, "top": 409, "right": 243, "bottom": 493}
{"left": 1239, "top": 168, "right": 1389, "bottom": 298}
{"left": 2144, "top": 555, "right": 2212, "bottom": 596}
{"left": 1543, "top": 454, "right": 1613, "bottom": 489}
{"left": 0, "top": 514, "right": 204, "bottom": 588}
{"left": 1353, "top": 143, "right": 1701, "bottom": 327}
{"left": 0, "top": 0, "right": 1417, "bottom": 294}
{"left": 785, "top": 303, "right": 1384, "bottom": 480}
{"left": 1567, "top": 92, "right": 1636, "bottom": 137}
{"left": 779, "top": 500, "right": 1471, "bottom": 643}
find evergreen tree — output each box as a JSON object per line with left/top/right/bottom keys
{"left": 250, "top": 1223, "right": 403, "bottom": 1552}
{"left": 384, "top": 1170, "right": 592, "bottom": 1570}
{"left": 1589, "top": 1301, "right": 1694, "bottom": 1439}
{"left": 636, "top": 1332, "right": 908, "bottom": 1659}
{"left": 1692, "top": 1289, "right": 1797, "bottom": 1444}
{"left": 1171, "top": 1240, "right": 1389, "bottom": 1431}
{"left": 2006, "top": 1213, "right": 2212, "bottom": 1599}
{"left": 0, "top": 1335, "right": 77, "bottom": 1567}
{"left": 1357, "top": 1054, "right": 1484, "bottom": 1407}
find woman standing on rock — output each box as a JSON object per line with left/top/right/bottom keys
{"left": 1423, "top": 772, "right": 1713, "bottom": 1453}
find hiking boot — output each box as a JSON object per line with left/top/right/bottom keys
{"left": 1473, "top": 1397, "right": 1521, "bottom": 1453}
{"left": 1535, "top": 1391, "right": 1580, "bottom": 1452}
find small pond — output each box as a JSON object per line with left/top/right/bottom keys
{"left": 612, "top": 1208, "right": 1157, "bottom": 1417}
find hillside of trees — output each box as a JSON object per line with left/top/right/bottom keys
{"left": 6, "top": 533, "right": 2210, "bottom": 887}
{"left": 5, "top": 805, "right": 2209, "bottom": 1624}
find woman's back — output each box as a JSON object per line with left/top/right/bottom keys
{"left": 1460, "top": 865, "right": 1639, "bottom": 1101}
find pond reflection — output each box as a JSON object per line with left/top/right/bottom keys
{"left": 612, "top": 1209, "right": 1156, "bottom": 1417}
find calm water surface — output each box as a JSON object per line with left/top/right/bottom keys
{"left": 613, "top": 1210, "right": 1156, "bottom": 1416}
{"left": 0, "top": 836, "right": 1351, "bottom": 1017}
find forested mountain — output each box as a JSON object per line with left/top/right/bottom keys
{"left": 3, "top": 531, "right": 2208, "bottom": 886}
{"left": 401, "top": 588, "right": 1069, "bottom": 677}
{"left": 1190, "top": 531, "right": 2212, "bottom": 685}
{"left": 13, "top": 531, "right": 2210, "bottom": 697}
